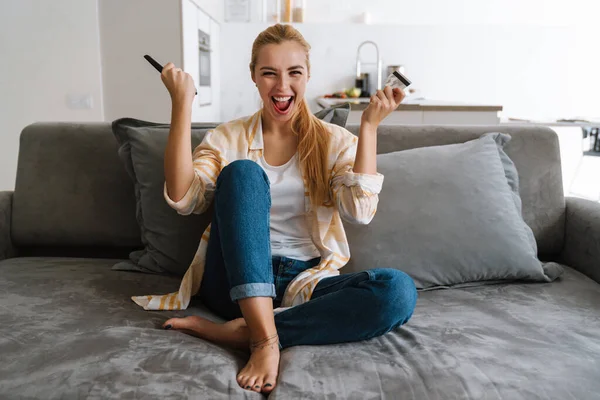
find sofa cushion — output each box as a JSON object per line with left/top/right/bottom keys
{"left": 111, "top": 120, "right": 216, "bottom": 274}
{"left": 343, "top": 132, "right": 563, "bottom": 289}
{"left": 0, "top": 257, "right": 597, "bottom": 398}
{"left": 112, "top": 104, "right": 350, "bottom": 275}
{"left": 345, "top": 124, "right": 565, "bottom": 256}
{"left": 0, "top": 191, "right": 16, "bottom": 260}
{"left": 12, "top": 123, "right": 142, "bottom": 248}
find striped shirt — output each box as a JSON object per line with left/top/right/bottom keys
{"left": 131, "top": 110, "right": 384, "bottom": 311}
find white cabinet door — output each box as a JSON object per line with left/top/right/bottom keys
{"left": 182, "top": 0, "right": 205, "bottom": 122}
{"left": 347, "top": 110, "right": 423, "bottom": 125}
{"left": 181, "top": 0, "right": 221, "bottom": 122}
{"left": 209, "top": 18, "right": 220, "bottom": 121}
{"left": 422, "top": 111, "right": 500, "bottom": 125}
{"left": 196, "top": 7, "right": 212, "bottom": 107}
{"left": 182, "top": 0, "right": 199, "bottom": 85}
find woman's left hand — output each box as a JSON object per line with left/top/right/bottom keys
{"left": 361, "top": 86, "right": 405, "bottom": 127}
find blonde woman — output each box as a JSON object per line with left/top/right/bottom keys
{"left": 139, "top": 24, "right": 417, "bottom": 394}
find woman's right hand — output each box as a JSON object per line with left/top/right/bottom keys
{"left": 161, "top": 62, "right": 196, "bottom": 106}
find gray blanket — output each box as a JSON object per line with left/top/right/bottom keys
{"left": 1, "top": 257, "right": 599, "bottom": 399}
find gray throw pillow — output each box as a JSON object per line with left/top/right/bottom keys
{"left": 112, "top": 103, "right": 350, "bottom": 276}
{"left": 313, "top": 102, "right": 351, "bottom": 126}
{"left": 111, "top": 119, "right": 216, "bottom": 275}
{"left": 342, "top": 132, "right": 563, "bottom": 289}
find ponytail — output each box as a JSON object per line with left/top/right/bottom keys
{"left": 292, "top": 99, "right": 332, "bottom": 210}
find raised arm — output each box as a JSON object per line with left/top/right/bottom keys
{"left": 161, "top": 62, "right": 198, "bottom": 203}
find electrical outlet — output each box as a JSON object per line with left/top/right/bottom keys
{"left": 66, "top": 94, "right": 93, "bottom": 109}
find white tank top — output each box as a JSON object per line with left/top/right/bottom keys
{"left": 257, "top": 153, "right": 320, "bottom": 261}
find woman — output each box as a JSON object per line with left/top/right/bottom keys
{"left": 134, "top": 24, "right": 417, "bottom": 394}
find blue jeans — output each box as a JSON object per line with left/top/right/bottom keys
{"left": 198, "top": 160, "right": 417, "bottom": 349}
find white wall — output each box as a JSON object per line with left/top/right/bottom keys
{"left": 99, "top": 0, "right": 183, "bottom": 123}
{"left": 0, "top": 0, "right": 104, "bottom": 190}
{"left": 219, "top": 0, "right": 600, "bottom": 122}
{"left": 220, "top": 22, "right": 600, "bottom": 123}
{"left": 292, "top": 0, "right": 597, "bottom": 25}
{"left": 188, "top": 0, "right": 224, "bottom": 23}
{"left": 2, "top": 0, "right": 599, "bottom": 191}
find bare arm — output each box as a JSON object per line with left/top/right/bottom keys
{"left": 161, "top": 62, "right": 198, "bottom": 202}
{"left": 329, "top": 86, "right": 405, "bottom": 225}
{"left": 353, "top": 86, "right": 405, "bottom": 174}
{"left": 164, "top": 102, "right": 195, "bottom": 202}
{"left": 352, "top": 122, "right": 377, "bottom": 174}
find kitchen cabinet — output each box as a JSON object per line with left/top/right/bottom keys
{"left": 317, "top": 98, "right": 502, "bottom": 125}
{"left": 182, "top": 0, "right": 221, "bottom": 121}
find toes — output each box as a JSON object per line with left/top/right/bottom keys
{"left": 237, "top": 373, "right": 260, "bottom": 392}
{"left": 237, "top": 374, "right": 249, "bottom": 389}
{"left": 175, "top": 316, "right": 201, "bottom": 330}
{"left": 245, "top": 377, "right": 258, "bottom": 392}
{"left": 162, "top": 318, "right": 180, "bottom": 330}
{"left": 252, "top": 378, "right": 263, "bottom": 392}
{"left": 262, "top": 384, "right": 274, "bottom": 393}
{"left": 162, "top": 316, "right": 202, "bottom": 331}
{"left": 262, "top": 376, "right": 277, "bottom": 393}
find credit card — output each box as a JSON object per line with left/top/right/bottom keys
{"left": 385, "top": 70, "right": 412, "bottom": 90}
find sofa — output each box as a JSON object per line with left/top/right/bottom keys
{"left": 1, "top": 121, "right": 599, "bottom": 399}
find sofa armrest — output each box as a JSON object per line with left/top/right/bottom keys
{"left": 0, "top": 191, "right": 16, "bottom": 261}
{"left": 560, "top": 196, "right": 600, "bottom": 283}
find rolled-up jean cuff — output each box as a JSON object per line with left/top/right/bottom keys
{"left": 230, "top": 283, "right": 276, "bottom": 302}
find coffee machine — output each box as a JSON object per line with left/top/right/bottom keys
{"left": 355, "top": 73, "right": 370, "bottom": 98}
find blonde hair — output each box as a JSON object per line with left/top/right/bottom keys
{"left": 249, "top": 24, "right": 332, "bottom": 210}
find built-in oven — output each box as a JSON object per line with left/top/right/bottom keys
{"left": 198, "top": 28, "right": 211, "bottom": 105}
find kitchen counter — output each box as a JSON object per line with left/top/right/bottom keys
{"left": 317, "top": 97, "right": 503, "bottom": 112}
{"left": 317, "top": 97, "right": 503, "bottom": 125}
{"left": 500, "top": 117, "right": 600, "bottom": 128}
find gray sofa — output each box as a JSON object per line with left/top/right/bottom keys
{"left": 1, "top": 122, "right": 600, "bottom": 399}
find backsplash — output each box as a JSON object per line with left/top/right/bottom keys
{"left": 220, "top": 23, "right": 599, "bottom": 122}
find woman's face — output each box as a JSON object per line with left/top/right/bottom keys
{"left": 252, "top": 41, "right": 309, "bottom": 124}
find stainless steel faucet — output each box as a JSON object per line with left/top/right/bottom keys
{"left": 356, "top": 41, "right": 382, "bottom": 91}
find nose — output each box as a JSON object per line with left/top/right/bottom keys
{"left": 275, "top": 74, "right": 290, "bottom": 91}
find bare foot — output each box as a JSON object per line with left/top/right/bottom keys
{"left": 162, "top": 316, "right": 280, "bottom": 394}
{"left": 236, "top": 334, "right": 280, "bottom": 394}
{"left": 162, "top": 316, "right": 249, "bottom": 349}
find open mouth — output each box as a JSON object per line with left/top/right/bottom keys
{"left": 271, "top": 96, "right": 294, "bottom": 114}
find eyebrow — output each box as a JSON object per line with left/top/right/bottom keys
{"left": 260, "top": 65, "right": 305, "bottom": 71}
